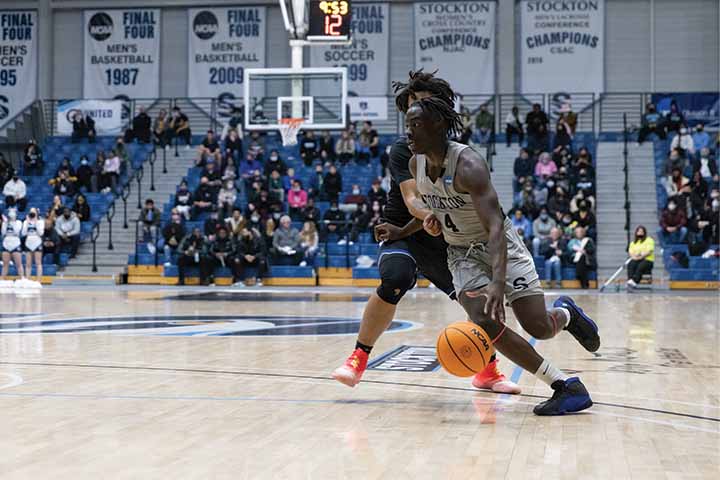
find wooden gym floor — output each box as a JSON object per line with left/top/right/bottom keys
{"left": 0, "top": 286, "right": 717, "bottom": 479}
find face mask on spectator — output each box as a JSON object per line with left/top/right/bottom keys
{"left": 29, "top": 212, "right": 36, "bottom": 219}
{"left": 711, "top": 191, "right": 719, "bottom": 200}
{"left": 8, "top": 210, "right": 17, "bottom": 221}
{"left": 563, "top": 216, "right": 572, "bottom": 225}
{"left": 63, "top": 212, "right": 71, "bottom": 219}
{"left": 636, "top": 231, "right": 645, "bottom": 240}
{"left": 251, "top": 214, "right": 260, "bottom": 223}
{"left": 668, "top": 203, "right": 677, "bottom": 211}
{"left": 172, "top": 215, "right": 181, "bottom": 223}
{"left": 270, "top": 154, "right": 279, "bottom": 161}
{"left": 540, "top": 212, "right": 548, "bottom": 220}
{"left": 352, "top": 187, "right": 360, "bottom": 195}
{"left": 372, "top": 204, "right": 380, "bottom": 212}
{"left": 12, "top": 175, "right": 18, "bottom": 181}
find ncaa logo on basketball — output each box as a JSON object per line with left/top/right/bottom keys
{"left": 88, "top": 12, "right": 113, "bottom": 41}
{"left": 193, "top": 11, "right": 219, "bottom": 40}
{"left": 470, "top": 327, "right": 491, "bottom": 350}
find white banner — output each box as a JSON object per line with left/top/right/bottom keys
{"left": 83, "top": 9, "right": 161, "bottom": 99}
{"left": 414, "top": 1, "right": 496, "bottom": 95}
{"left": 348, "top": 97, "right": 388, "bottom": 121}
{"left": 0, "top": 11, "right": 37, "bottom": 127}
{"left": 310, "top": 3, "right": 389, "bottom": 96}
{"left": 520, "top": 0, "right": 605, "bottom": 96}
{"left": 56, "top": 100, "right": 123, "bottom": 136}
{"left": 188, "top": 7, "right": 266, "bottom": 119}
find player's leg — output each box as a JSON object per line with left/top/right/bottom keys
{"left": 33, "top": 251, "right": 43, "bottom": 282}
{"left": 332, "top": 244, "right": 417, "bottom": 387}
{"left": 12, "top": 251, "right": 24, "bottom": 279}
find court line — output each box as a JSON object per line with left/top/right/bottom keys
{"left": 1, "top": 360, "right": 717, "bottom": 424}
{"left": 0, "top": 372, "right": 23, "bottom": 391}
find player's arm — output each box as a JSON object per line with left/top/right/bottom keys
{"left": 455, "top": 149, "right": 507, "bottom": 322}
{"left": 402, "top": 156, "right": 433, "bottom": 221}
{"left": 374, "top": 217, "right": 424, "bottom": 242}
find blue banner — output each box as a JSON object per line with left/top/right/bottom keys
{"left": 651, "top": 93, "right": 720, "bottom": 129}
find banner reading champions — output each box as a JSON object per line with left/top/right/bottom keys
{"left": 0, "top": 11, "right": 37, "bottom": 127}
{"left": 520, "top": 0, "right": 605, "bottom": 96}
{"left": 414, "top": 1, "right": 496, "bottom": 95}
{"left": 188, "top": 7, "right": 266, "bottom": 117}
{"left": 83, "top": 9, "right": 161, "bottom": 99}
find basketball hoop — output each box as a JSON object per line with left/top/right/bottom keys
{"left": 279, "top": 117, "right": 303, "bottom": 146}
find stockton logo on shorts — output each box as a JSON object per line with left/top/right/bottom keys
{"left": 88, "top": 12, "right": 113, "bottom": 41}
{"left": 193, "top": 11, "right": 219, "bottom": 40}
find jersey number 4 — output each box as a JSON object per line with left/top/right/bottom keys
{"left": 444, "top": 214, "right": 460, "bottom": 233}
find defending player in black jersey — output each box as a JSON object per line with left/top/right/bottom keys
{"left": 331, "top": 71, "right": 520, "bottom": 394}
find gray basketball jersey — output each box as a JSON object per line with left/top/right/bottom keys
{"left": 416, "top": 141, "right": 511, "bottom": 247}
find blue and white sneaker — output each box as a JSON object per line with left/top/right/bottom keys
{"left": 533, "top": 377, "right": 593, "bottom": 416}
{"left": 554, "top": 295, "right": 600, "bottom": 352}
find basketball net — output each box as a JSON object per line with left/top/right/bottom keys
{"left": 279, "top": 118, "right": 303, "bottom": 146}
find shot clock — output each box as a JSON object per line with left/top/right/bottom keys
{"left": 307, "top": 0, "right": 352, "bottom": 41}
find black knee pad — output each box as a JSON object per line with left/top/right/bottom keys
{"left": 376, "top": 254, "right": 417, "bottom": 305}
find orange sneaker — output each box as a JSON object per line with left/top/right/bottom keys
{"left": 332, "top": 348, "right": 369, "bottom": 387}
{"left": 472, "top": 359, "right": 521, "bottom": 394}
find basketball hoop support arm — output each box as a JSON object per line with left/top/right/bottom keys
{"left": 289, "top": 39, "right": 305, "bottom": 119}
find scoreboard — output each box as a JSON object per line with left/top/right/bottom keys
{"left": 307, "top": 0, "right": 351, "bottom": 41}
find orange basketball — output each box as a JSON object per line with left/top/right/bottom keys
{"left": 436, "top": 322, "right": 495, "bottom": 377}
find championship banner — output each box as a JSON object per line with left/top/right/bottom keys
{"left": 188, "top": 7, "right": 266, "bottom": 120}
{"left": 414, "top": 1, "right": 496, "bottom": 95}
{"left": 56, "top": 100, "right": 124, "bottom": 136}
{"left": 0, "top": 11, "right": 37, "bottom": 127}
{"left": 348, "top": 97, "right": 388, "bottom": 121}
{"left": 310, "top": 3, "right": 389, "bottom": 96}
{"left": 83, "top": 9, "right": 161, "bottom": 99}
{"left": 520, "top": 0, "right": 605, "bottom": 96}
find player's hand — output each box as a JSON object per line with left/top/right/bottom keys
{"left": 374, "top": 222, "right": 402, "bottom": 242}
{"left": 423, "top": 214, "right": 442, "bottom": 237}
{"left": 466, "top": 281, "right": 506, "bottom": 323}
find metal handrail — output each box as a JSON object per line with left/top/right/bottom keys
{"left": 106, "top": 202, "right": 116, "bottom": 251}
{"left": 148, "top": 150, "right": 156, "bottom": 191}
{"left": 91, "top": 222, "right": 101, "bottom": 273}
{"left": 622, "top": 113, "right": 632, "bottom": 247}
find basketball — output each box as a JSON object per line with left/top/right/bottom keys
{"left": 436, "top": 322, "right": 495, "bottom": 377}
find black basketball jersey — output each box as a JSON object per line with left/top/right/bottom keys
{"left": 382, "top": 138, "right": 415, "bottom": 228}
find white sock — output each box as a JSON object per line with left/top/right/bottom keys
{"left": 534, "top": 360, "right": 569, "bottom": 387}
{"left": 553, "top": 307, "right": 571, "bottom": 328}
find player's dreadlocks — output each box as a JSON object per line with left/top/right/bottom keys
{"left": 392, "top": 69, "right": 457, "bottom": 114}
{"left": 413, "top": 96, "right": 464, "bottom": 139}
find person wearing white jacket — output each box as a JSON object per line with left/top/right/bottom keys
{"left": 22, "top": 208, "right": 44, "bottom": 284}
{"left": 1, "top": 209, "right": 24, "bottom": 282}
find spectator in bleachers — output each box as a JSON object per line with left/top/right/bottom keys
{"left": 282, "top": 167, "right": 296, "bottom": 193}
{"left": 42, "top": 215, "right": 60, "bottom": 266}
{"left": 572, "top": 200, "right": 596, "bottom": 238}
{"left": 240, "top": 152, "right": 262, "bottom": 187}
{"left": 299, "top": 221, "right": 319, "bottom": 267}
{"left": 362, "top": 121, "right": 380, "bottom": 158}
{"left": 637, "top": 102, "right": 666, "bottom": 144}
{"left": 626, "top": 225, "right": 655, "bottom": 289}
{"left": 177, "top": 228, "right": 205, "bottom": 286}
{"left": 665, "top": 148, "right": 685, "bottom": 175}
{"left": 72, "top": 194, "right": 90, "bottom": 223}
{"left": 197, "top": 130, "right": 221, "bottom": 167}
{"left": 262, "top": 217, "right": 276, "bottom": 248}
{"left": 458, "top": 105, "right": 473, "bottom": 145}
{"left": 691, "top": 194, "right": 719, "bottom": 245}
{"left": 513, "top": 148, "right": 534, "bottom": 193}
{"left": 217, "top": 179, "right": 237, "bottom": 220}
{"left": 554, "top": 165, "right": 571, "bottom": 193}
{"left": 573, "top": 147, "right": 595, "bottom": 175}
{"left": 558, "top": 103, "right": 577, "bottom": 135}
{"left": 691, "top": 124, "right": 711, "bottom": 153}
{"left": 570, "top": 188, "right": 595, "bottom": 214}
{"left": 300, "top": 131, "right": 319, "bottom": 167}
{"left": 366, "top": 179, "right": 387, "bottom": 208}
{"left": 689, "top": 171, "right": 709, "bottom": 216}
{"left": 225, "top": 208, "right": 245, "bottom": 237}
{"left": 221, "top": 157, "right": 237, "bottom": 184}
{"left": 71, "top": 112, "right": 96, "bottom": 144}
{"left": 174, "top": 180, "right": 192, "bottom": 221}
{"left": 516, "top": 181, "right": 539, "bottom": 218}
{"left": 224, "top": 129, "right": 243, "bottom": 163}
{"left": 335, "top": 129, "right": 356, "bottom": 165}
{"left": 288, "top": 180, "right": 308, "bottom": 221}
{"left": 3, "top": 173, "right": 27, "bottom": 211}
{"left": 505, "top": 106, "right": 524, "bottom": 147}
{"left": 660, "top": 198, "right": 688, "bottom": 245}
{"left": 267, "top": 170, "right": 284, "bottom": 203}
{"left": 547, "top": 186, "right": 570, "bottom": 221}
{"left": 319, "top": 131, "right": 335, "bottom": 161}
{"left": 200, "top": 225, "right": 235, "bottom": 286}
{"left": 264, "top": 149, "right": 287, "bottom": 176}
{"left": 540, "top": 227, "right": 566, "bottom": 288}
{"left": 170, "top": 106, "right": 192, "bottom": 148}
{"left": 525, "top": 103, "right": 549, "bottom": 152}
{"left": 574, "top": 168, "right": 595, "bottom": 200}
{"left": 559, "top": 212, "right": 575, "bottom": 237}
{"left": 665, "top": 100, "right": 685, "bottom": 134}
{"left": 272, "top": 215, "right": 303, "bottom": 265}
{"left": 203, "top": 209, "right": 223, "bottom": 242}
{"left": 56, "top": 157, "right": 75, "bottom": 178}
{"left": 534, "top": 152, "right": 557, "bottom": 182}
{"left": 192, "top": 177, "right": 216, "bottom": 218}
{"left": 532, "top": 207, "right": 556, "bottom": 256}
{"left": 153, "top": 109, "right": 172, "bottom": 149}
{"left": 323, "top": 164, "right": 342, "bottom": 202}
{"left": 100, "top": 150, "right": 121, "bottom": 194}
{"left": 568, "top": 226, "right": 595, "bottom": 289}
{"left": 55, "top": 207, "right": 80, "bottom": 259}
{"left": 162, "top": 211, "right": 186, "bottom": 266}
{"left": 232, "top": 227, "right": 266, "bottom": 286}
{"left": 670, "top": 127, "right": 695, "bottom": 158}
{"left": 554, "top": 117, "right": 573, "bottom": 150}
{"left": 344, "top": 184, "right": 366, "bottom": 205}
{"left": 76, "top": 156, "right": 94, "bottom": 192}
{"left": 663, "top": 167, "right": 691, "bottom": 202}
{"left": 130, "top": 106, "right": 152, "bottom": 144}
{"left": 138, "top": 199, "right": 161, "bottom": 253}
{"left": 50, "top": 170, "right": 77, "bottom": 198}
{"left": 0, "top": 153, "right": 14, "bottom": 186}
{"left": 552, "top": 146, "right": 572, "bottom": 170}
{"left": 692, "top": 148, "right": 718, "bottom": 185}
{"left": 247, "top": 132, "right": 266, "bottom": 161}
{"left": 323, "top": 201, "right": 346, "bottom": 241}
{"left": 302, "top": 198, "right": 321, "bottom": 226}
{"left": 511, "top": 208, "right": 532, "bottom": 239}
{"left": 23, "top": 140, "right": 43, "bottom": 176}
{"left": 245, "top": 205, "right": 262, "bottom": 231}
{"left": 308, "top": 164, "right": 325, "bottom": 199}
{"left": 1, "top": 208, "right": 24, "bottom": 281}
{"left": 474, "top": 104, "right": 495, "bottom": 145}
{"left": 47, "top": 195, "right": 64, "bottom": 224}
{"left": 349, "top": 202, "right": 371, "bottom": 244}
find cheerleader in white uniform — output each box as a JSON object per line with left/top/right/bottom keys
{"left": 22, "top": 208, "right": 44, "bottom": 284}
{"left": 1, "top": 209, "right": 25, "bottom": 283}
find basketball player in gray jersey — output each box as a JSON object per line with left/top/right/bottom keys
{"left": 379, "top": 97, "right": 600, "bottom": 415}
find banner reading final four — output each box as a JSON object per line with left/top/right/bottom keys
{"left": 188, "top": 7, "right": 266, "bottom": 105}
{"left": 414, "top": 1, "right": 496, "bottom": 95}
{"left": 83, "top": 9, "right": 161, "bottom": 99}
{"left": 310, "top": 3, "right": 389, "bottom": 96}
{"left": 520, "top": 0, "right": 605, "bottom": 96}
{"left": 0, "top": 11, "right": 37, "bottom": 127}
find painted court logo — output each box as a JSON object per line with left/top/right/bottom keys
{"left": 88, "top": 12, "right": 113, "bottom": 41}
{"left": 0, "top": 315, "right": 417, "bottom": 337}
